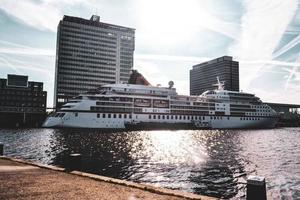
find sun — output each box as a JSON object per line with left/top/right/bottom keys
{"left": 137, "top": 0, "right": 214, "bottom": 46}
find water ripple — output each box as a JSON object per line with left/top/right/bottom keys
{"left": 0, "top": 128, "right": 299, "bottom": 199}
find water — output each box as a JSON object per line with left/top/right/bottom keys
{"left": 0, "top": 128, "right": 299, "bottom": 199}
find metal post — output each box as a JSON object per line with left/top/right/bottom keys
{"left": 68, "top": 153, "right": 82, "bottom": 171}
{"left": 247, "top": 175, "right": 267, "bottom": 200}
{"left": 0, "top": 143, "right": 3, "bottom": 156}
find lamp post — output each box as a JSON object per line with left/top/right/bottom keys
{"left": 22, "top": 103, "right": 26, "bottom": 125}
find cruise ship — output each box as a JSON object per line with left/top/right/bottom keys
{"left": 43, "top": 79, "right": 279, "bottom": 129}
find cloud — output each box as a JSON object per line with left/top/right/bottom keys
{"left": 230, "top": 0, "right": 298, "bottom": 89}
{"left": 0, "top": 40, "right": 55, "bottom": 56}
{"left": 0, "top": 0, "right": 62, "bottom": 32}
{"left": 0, "top": 0, "right": 89, "bottom": 32}
{"left": 136, "top": 54, "right": 210, "bottom": 63}
{"left": 273, "top": 34, "right": 300, "bottom": 59}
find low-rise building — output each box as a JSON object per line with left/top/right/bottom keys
{"left": 0, "top": 74, "right": 47, "bottom": 127}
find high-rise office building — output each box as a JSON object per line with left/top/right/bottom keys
{"left": 54, "top": 15, "right": 135, "bottom": 108}
{"left": 190, "top": 56, "right": 239, "bottom": 95}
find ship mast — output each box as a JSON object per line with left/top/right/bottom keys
{"left": 214, "top": 76, "right": 225, "bottom": 90}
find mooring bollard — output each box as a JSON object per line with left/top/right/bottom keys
{"left": 247, "top": 175, "right": 267, "bottom": 200}
{"left": 0, "top": 143, "right": 3, "bottom": 156}
{"left": 68, "top": 153, "right": 82, "bottom": 171}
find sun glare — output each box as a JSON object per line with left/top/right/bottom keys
{"left": 137, "top": 0, "right": 214, "bottom": 45}
{"left": 133, "top": 130, "right": 207, "bottom": 165}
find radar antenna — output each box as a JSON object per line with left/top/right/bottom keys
{"left": 168, "top": 81, "right": 174, "bottom": 89}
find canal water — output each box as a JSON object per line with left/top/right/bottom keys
{"left": 0, "top": 128, "right": 299, "bottom": 199}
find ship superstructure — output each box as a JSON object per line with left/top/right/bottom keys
{"left": 43, "top": 79, "right": 278, "bottom": 129}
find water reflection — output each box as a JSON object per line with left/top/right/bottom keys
{"left": 0, "top": 128, "right": 299, "bottom": 199}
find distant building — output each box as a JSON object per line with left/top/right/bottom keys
{"left": 190, "top": 56, "right": 239, "bottom": 95}
{"left": 0, "top": 74, "right": 47, "bottom": 127}
{"left": 128, "top": 70, "right": 151, "bottom": 86}
{"left": 54, "top": 15, "right": 135, "bottom": 108}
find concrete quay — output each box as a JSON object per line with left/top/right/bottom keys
{"left": 0, "top": 157, "right": 216, "bottom": 200}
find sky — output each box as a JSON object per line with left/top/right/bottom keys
{"left": 0, "top": 0, "right": 300, "bottom": 107}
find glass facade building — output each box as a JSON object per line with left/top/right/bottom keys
{"left": 54, "top": 15, "right": 135, "bottom": 108}
{"left": 190, "top": 56, "right": 239, "bottom": 95}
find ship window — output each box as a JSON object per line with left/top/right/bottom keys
{"left": 191, "top": 116, "right": 194, "bottom": 120}
{"left": 75, "top": 113, "right": 78, "bottom": 117}
{"left": 166, "top": 115, "right": 169, "bottom": 119}
{"left": 103, "top": 114, "right": 106, "bottom": 118}
{"left": 203, "top": 116, "right": 205, "bottom": 120}
{"left": 187, "top": 116, "right": 190, "bottom": 120}
{"left": 227, "top": 117, "right": 229, "bottom": 120}
{"left": 124, "top": 114, "right": 127, "bottom": 119}
{"left": 59, "top": 113, "right": 65, "bottom": 117}
{"left": 149, "top": 115, "right": 151, "bottom": 119}
{"left": 113, "top": 114, "right": 116, "bottom": 118}
{"left": 153, "top": 115, "right": 156, "bottom": 119}
{"left": 183, "top": 116, "right": 186, "bottom": 120}
{"left": 162, "top": 115, "right": 165, "bottom": 119}
{"left": 119, "top": 114, "right": 122, "bottom": 118}
{"left": 97, "top": 113, "right": 100, "bottom": 118}
{"left": 108, "top": 114, "right": 111, "bottom": 118}
{"left": 158, "top": 115, "right": 161, "bottom": 119}
{"left": 171, "top": 115, "right": 173, "bottom": 120}
{"left": 129, "top": 114, "right": 132, "bottom": 119}
{"left": 179, "top": 116, "right": 182, "bottom": 120}
{"left": 175, "top": 115, "right": 178, "bottom": 120}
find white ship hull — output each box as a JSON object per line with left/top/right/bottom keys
{"left": 42, "top": 112, "right": 278, "bottom": 129}
{"left": 44, "top": 83, "right": 279, "bottom": 130}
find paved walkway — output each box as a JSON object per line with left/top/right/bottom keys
{"left": 0, "top": 157, "right": 216, "bottom": 200}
